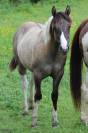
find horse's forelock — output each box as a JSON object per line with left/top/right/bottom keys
{"left": 59, "top": 12, "right": 72, "bottom": 24}
{"left": 52, "top": 12, "right": 72, "bottom": 26}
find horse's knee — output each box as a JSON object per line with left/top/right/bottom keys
{"left": 35, "top": 92, "right": 42, "bottom": 102}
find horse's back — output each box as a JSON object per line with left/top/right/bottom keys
{"left": 15, "top": 22, "right": 47, "bottom": 69}
{"left": 13, "top": 21, "right": 44, "bottom": 56}
{"left": 13, "top": 22, "right": 37, "bottom": 54}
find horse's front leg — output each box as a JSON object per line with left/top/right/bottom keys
{"left": 31, "top": 73, "right": 42, "bottom": 127}
{"left": 51, "top": 69, "right": 64, "bottom": 127}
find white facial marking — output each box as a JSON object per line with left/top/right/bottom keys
{"left": 60, "top": 32, "right": 68, "bottom": 50}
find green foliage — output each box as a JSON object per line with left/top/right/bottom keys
{"left": 0, "top": 0, "right": 42, "bottom": 4}
{"left": 0, "top": 0, "right": 88, "bottom": 132}
{"left": 30, "top": 0, "right": 41, "bottom": 4}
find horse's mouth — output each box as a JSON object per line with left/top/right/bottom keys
{"left": 58, "top": 47, "right": 68, "bottom": 54}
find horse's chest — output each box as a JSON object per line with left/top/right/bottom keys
{"left": 42, "top": 60, "right": 65, "bottom": 75}
{"left": 35, "top": 62, "right": 63, "bottom": 79}
{"left": 52, "top": 61, "right": 65, "bottom": 74}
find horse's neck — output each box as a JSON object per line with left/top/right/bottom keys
{"left": 41, "top": 17, "right": 58, "bottom": 57}
{"left": 43, "top": 16, "right": 53, "bottom": 44}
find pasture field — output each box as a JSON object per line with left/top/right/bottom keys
{"left": 0, "top": 0, "right": 88, "bottom": 132}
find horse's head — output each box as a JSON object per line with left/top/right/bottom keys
{"left": 50, "top": 5, "right": 72, "bottom": 54}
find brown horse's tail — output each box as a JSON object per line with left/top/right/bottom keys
{"left": 70, "top": 26, "right": 83, "bottom": 110}
{"left": 9, "top": 56, "right": 18, "bottom": 71}
{"left": 70, "top": 20, "right": 88, "bottom": 110}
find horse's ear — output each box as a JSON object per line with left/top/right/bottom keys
{"left": 52, "top": 6, "right": 56, "bottom": 17}
{"left": 65, "top": 5, "right": 71, "bottom": 16}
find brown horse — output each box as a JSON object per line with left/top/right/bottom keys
{"left": 10, "top": 6, "right": 71, "bottom": 127}
{"left": 70, "top": 19, "right": 88, "bottom": 125}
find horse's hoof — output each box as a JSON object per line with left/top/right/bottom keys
{"left": 28, "top": 105, "right": 34, "bottom": 110}
{"left": 81, "top": 117, "right": 88, "bottom": 126}
{"left": 83, "top": 121, "right": 88, "bottom": 126}
{"left": 29, "top": 100, "right": 34, "bottom": 110}
{"left": 22, "top": 111, "right": 29, "bottom": 116}
{"left": 31, "top": 123, "right": 37, "bottom": 128}
{"left": 52, "top": 121, "right": 59, "bottom": 127}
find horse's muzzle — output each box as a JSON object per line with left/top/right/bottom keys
{"left": 58, "top": 46, "right": 69, "bottom": 54}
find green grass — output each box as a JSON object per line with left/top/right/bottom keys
{"left": 0, "top": 0, "right": 88, "bottom": 132}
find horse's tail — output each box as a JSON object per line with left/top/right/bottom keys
{"left": 9, "top": 56, "right": 18, "bottom": 71}
{"left": 70, "top": 25, "right": 83, "bottom": 110}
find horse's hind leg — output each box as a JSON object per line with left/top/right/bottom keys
{"left": 18, "top": 64, "right": 29, "bottom": 115}
{"left": 29, "top": 73, "right": 34, "bottom": 109}
{"left": 51, "top": 70, "right": 64, "bottom": 127}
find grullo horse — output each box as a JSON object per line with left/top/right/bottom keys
{"left": 10, "top": 6, "right": 71, "bottom": 127}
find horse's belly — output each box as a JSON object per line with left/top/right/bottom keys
{"left": 82, "top": 32, "right": 88, "bottom": 65}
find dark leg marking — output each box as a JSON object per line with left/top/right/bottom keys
{"left": 51, "top": 69, "right": 64, "bottom": 127}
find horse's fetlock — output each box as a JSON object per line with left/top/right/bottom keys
{"left": 35, "top": 93, "right": 42, "bottom": 101}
